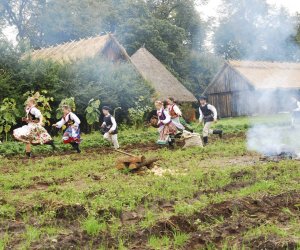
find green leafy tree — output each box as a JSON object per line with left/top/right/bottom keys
{"left": 214, "top": 0, "right": 299, "bottom": 61}
{"left": 0, "top": 0, "right": 45, "bottom": 43}
{"left": 68, "top": 57, "right": 153, "bottom": 120}
{"left": 56, "top": 97, "right": 76, "bottom": 119}
{"left": 128, "top": 96, "right": 152, "bottom": 129}
{"left": 0, "top": 98, "right": 19, "bottom": 141}
{"left": 85, "top": 98, "right": 101, "bottom": 129}
{"left": 23, "top": 90, "right": 54, "bottom": 125}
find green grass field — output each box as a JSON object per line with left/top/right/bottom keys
{"left": 0, "top": 116, "right": 299, "bottom": 249}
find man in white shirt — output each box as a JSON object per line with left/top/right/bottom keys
{"left": 101, "top": 106, "right": 119, "bottom": 149}
{"left": 199, "top": 96, "right": 223, "bottom": 145}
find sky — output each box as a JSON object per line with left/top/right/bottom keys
{"left": 197, "top": 0, "right": 300, "bottom": 21}
{"left": 3, "top": 0, "right": 300, "bottom": 44}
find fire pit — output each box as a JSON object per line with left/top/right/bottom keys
{"left": 259, "top": 145, "right": 300, "bottom": 162}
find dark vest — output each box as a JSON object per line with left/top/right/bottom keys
{"left": 64, "top": 113, "right": 75, "bottom": 127}
{"left": 157, "top": 110, "right": 166, "bottom": 121}
{"left": 200, "top": 104, "right": 214, "bottom": 122}
{"left": 103, "top": 115, "right": 118, "bottom": 134}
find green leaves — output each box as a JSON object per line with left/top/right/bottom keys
{"left": 56, "top": 97, "right": 76, "bottom": 119}
{"left": 23, "top": 91, "right": 54, "bottom": 126}
{"left": 85, "top": 99, "right": 101, "bottom": 126}
{"left": 4, "top": 125, "right": 11, "bottom": 133}
{"left": 0, "top": 98, "right": 19, "bottom": 141}
{"left": 128, "top": 96, "right": 152, "bottom": 129}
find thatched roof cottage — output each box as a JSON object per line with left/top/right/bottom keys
{"left": 204, "top": 60, "right": 300, "bottom": 117}
{"left": 22, "top": 34, "right": 130, "bottom": 63}
{"left": 131, "top": 47, "right": 197, "bottom": 103}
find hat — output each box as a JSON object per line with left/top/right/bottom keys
{"left": 199, "top": 96, "right": 208, "bottom": 101}
{"left": 102, "top": 106, "right": 111, "bottom": 111}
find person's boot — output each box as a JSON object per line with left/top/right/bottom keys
{"left": 203, "top": 136, "right": 208, "bottom": 146}
{"left": 213, "top": 130, "right": 223, "bottom": 138}
{"left": 73, "top": 143, "right": 81, "bottom": 153}
{"left": 25, "top": 151, "right": 32, "bottom": 158}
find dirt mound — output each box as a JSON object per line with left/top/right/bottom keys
{"left": 185, "top": 191, "right": 300, "bottom": 249}
{"left": 245, "top": 235, "right": 298, "bottom": 250}
{"left": 130, "top": 191, "right": 299, "bottom": 249}
{"left": 55, "top": 204, "right": 88, "bottom": 220}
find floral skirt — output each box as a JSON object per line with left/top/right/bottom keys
{"left": 158, "top": 122, "right": 177, "bottom": 141}
{"left": 63, "top": 126, "right": 81, "bottom": 144}
{"left": 13, "top": 123, "right": 52, "bottom": 145}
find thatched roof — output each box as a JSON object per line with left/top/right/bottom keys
{"left": 206, "top": 60, "right": 300, "bottom": 94}
{"left": 22, "top": 34, "right": 130, "bottom": 63}
{"left": 229, "top": 60, "right": 300, "bottom": 89}
{"left": 130, "top": 48, "right": 197, "bottom": 102}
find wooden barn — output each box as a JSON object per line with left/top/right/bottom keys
{"left": 22, "top": 34, "right": 130, "bottom": 63}
{"left": 131, "top": 47, "right": 197, "bottom": 103}
{"left": 204, "top": 60, "right": 300, "bottom": 118}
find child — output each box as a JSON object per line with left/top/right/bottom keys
{"left": 101, "top": 106, "right": 119, "bottom": 149}
{"left": 166, "top": 97, "right": 185, "bottom": 130}
{"left": 199, "top": 96, "right": 222, "bottom": 145}
{"left": 53, "top": 105, "right": 81, "bottom": 153}
{"left": 13, "top": 97, "right": 54, "bottom": 157}
{"left": 155, "top": 100, "right": 177, "bottom": 143}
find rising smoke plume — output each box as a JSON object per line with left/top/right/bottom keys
{"left": 232, "top": 1, "right": 300, "bottom": 157}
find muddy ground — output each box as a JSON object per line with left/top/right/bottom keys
{"left": 0, "top": 134, "right": 299, "bottom": 249}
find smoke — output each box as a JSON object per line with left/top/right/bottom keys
{"left": 223, "top": 0, "right": 300, "bottom": 156}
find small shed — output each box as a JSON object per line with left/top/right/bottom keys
{"left": 204, "top": 60, "right": 300, "bottom": 117}
{"left": 22, "top": 34, "right": 130, "bottom": 63}
{"left": 131, "top": 47, "right": 197, "bottom": 103}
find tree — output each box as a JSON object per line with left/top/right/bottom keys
{"left": 0, "top": 98, "right": 19, "bottom": 141}
{"left": 23, "top": 90, "right": 54, "bottom": 125}
{"left": 85, "top": 98, "right": 101, "bottom": 130}
{"left": 213, "top": 0, "right": 300, "bottom": 61}
{"left": 0, "top": 0, "right": 45, "bottom": 44}
{"left": 56, "top": 97, "right": 76, "bottom": 119}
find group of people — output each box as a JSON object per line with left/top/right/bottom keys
{"left": 153, "top": 96, "right": 222, "bottom": 145}
{"left": 13, "top": 95, "right": 223, "bottom": 157}
{"left": 13, "top": 97, "right": 119, "bottom": 157}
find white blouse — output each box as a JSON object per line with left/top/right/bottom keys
{"left": 27, "top": 106, "right": 42, "bottom": 119}
{"left": 56, "top": 112, "right": 81, "bottom": 128}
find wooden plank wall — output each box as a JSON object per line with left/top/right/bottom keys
{"left": 206, "top": 65, "right": 252, "bottom": 94}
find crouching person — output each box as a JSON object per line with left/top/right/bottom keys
{"left": 199, "top": 96, "right": 223, "bottom": 145}
{"left": 155, "top": 100, "right": 177, "bottom": 144}
{"left": 101, "top": 106, "right": 119, "bottom": 149}
{"left": 53, "top": 105, "right": 81, "bottom": 153}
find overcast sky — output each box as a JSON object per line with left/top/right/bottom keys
{"left": 197, "top": 0, "right": 300, "bottom": 21}
{"left": 3, "top": 0, "right": 300, "bottom": 44}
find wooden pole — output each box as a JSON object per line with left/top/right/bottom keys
{"left": 115, "top": 149, "right": 137, "bottom": 158}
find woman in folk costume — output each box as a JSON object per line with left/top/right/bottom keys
{"left": 13, "top": 97, "right": 54, "bottom": 157}
{"left": 166, "top": 97, "right": 185, "bottom": 130}
{"left": 155, "top": 100, "right": 177, "bottom": 143}
{"left": 53, "top": 105, "right": 81, "bottom": 153}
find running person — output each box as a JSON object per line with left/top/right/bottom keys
{"left": 101, "top": 106, "right": 119, "bottom": 149}
{"left": 53, "top": 105, "right": 81, "bottom": 153}
{"left": 155, "top": 100, "right": 177, "bottom": 144}
{"left": 13, "top": 97, "right": 54, "bottom": 157}
{"left": 199, "top": 96, "right": 223, "bottom": 145}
